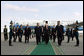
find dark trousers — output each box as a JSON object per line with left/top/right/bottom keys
{"left": 9, "top": 33, "right": 12, "bottom": 45}
{"left": 25, "top": 35, "right": 29, "bottom": 43}
{"left": 62, "top": 35, "right": 64, "bottom": 40}
{"left": 13, "top": 35, "right": 16, "bottom": 42}
{"left": 74, "top": 32, "right": 79, "bottom": 45}
{"left": 16, "top": 35, "right": 19, "bottom": 42}
{"left": 19, "top": 34, "right": 22, "bottom": 42}
{"left": 42, "top": 36, "right": 45, "bottom": 42}
{"left": 45, "top": 34, "right": 49, "bottom": 44}
{"left": 36, "top": 35, "right": 41, "bottom": 45}
{"left": 4, "top": 34, "right": 8, "bottom": 41}
{"left": 52, "top": 34, "right": 56, "bottom": 42}
{"left": 50, "top": 34, "right": 52, "bottom": 40}
{"left": 57, "top": 35, "right": 62, "bottom": 45}
{"left": 71, "top": 34, "right": 74, "bottom": 41}
{"left": 67, "top": 35, "right": 70, "bottom": 43}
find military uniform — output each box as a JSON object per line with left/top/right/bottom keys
{"left": 9, "top": 25, "right": 13, "bottom": 46}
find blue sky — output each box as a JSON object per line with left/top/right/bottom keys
{"left": 1, "top": 1, "right": 83, "bottom": 32}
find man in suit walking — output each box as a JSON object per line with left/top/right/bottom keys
{"left": 25, "top": 24, "right": 31, "bottom": 43}
{"left": 3, "top": 25, "right": 8, "bottom": 41}
{"left": 15, "top": 26, "right": 19, "bottom": 42}
{"left": 35, "top": 23, "right": 42, "bottom": 45}
{"left": 52, "top": 25, "right": 56, "bottom": 43}
{"left": 55, "top": 21, "right": 64, "bottom": 46}
{"left": 44, "top": 21, "right": 50, "bottom": 45}
{"left": 19, "top": 25, "right": 23, "bottom": 42}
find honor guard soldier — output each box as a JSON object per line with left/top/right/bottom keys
{"left": 3, "top": 25, "right": 8, "bottom": 41}
{"left": 35, "top": 23, "right": 42, "bottom": 45}
{"left": 9, "top": 21, "right": 13, "bottom": 46}
{"left": 55, "top": 21, "right": 64, "bottom": 46}
{"left": 25, "top": 24, "right": 31, "bottom": 43}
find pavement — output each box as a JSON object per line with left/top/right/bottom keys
{"left": 1, "top": 33, "right": 83, "bottom": 55}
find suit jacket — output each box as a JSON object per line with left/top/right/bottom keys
{"left": 25, "top": 27, "right": 31, "bottom": 36}
{"left": 16, "top": 28, "right": 19, "bottom": 36}
{"left": 55, "top": 25, "right": 64, "bottom": 36}
{"left": 19, "top": 28, "right": 23, "bottom": 35}
{"left": 4, "top": 28, "right": 7, "bottom": 35}
{"left": 35, "top": 26, "right": 42, "bottom": 36}
{"left": 43, "top": 26, "right": 50, "bottom": 36}
{"left": 52, "top": 27, "right": 56, "bottom": 35}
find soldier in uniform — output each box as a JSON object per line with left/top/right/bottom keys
{"left": 3, "top": 25, "right": 8, "bottom": 41}
{"left": 9, "top": 21, "right": 13, "bottom": 46}
{"left": 25, "top": 24, "right": 31, "bottom": 43}
{"left": 35, "top": 23, "right": 42, "bottom": 45}
{"left": 55, "top": 21, "right": 64, "bottom": 46}
{"left": 52, "top": 25, "right": 56, "bottom": 42}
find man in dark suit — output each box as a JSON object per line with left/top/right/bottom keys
{"left": 73, "top": 21, "right": 79, "bottom": 46}
{"left": 52, "top": 25, "right": 56, "bottom": 42}
{"left": 35, "top": 23, "right": 42, "bottom": 45}
{"left": 44, "top": 24, "right": 50, "bottom": 45}
{"left": 49, "top": 26, "right": 52, "bottom": 40}
{"left": 41, "top": 26, "right": 45, "bottom": 42}
{"left": 66, "top": 28, "right": 71, "bottom": 43}
{"left": 55, "top": 21, "right": 64, "bottom": 46}
{"left": 13, "top": 26, "right": 16, "bottom": 42}
{"left": 3, "top": 25, "right": 8, "bottom": 41}
{"left": 70, "top": 27, "right": 74, "bottom": 41}
{"left": 19, "top": 25, "right": 23, "bottom": 42}
{"left": 25, "top": 24, "right": 31, "bottom": 43}
{"left": 15, "top": 26, "right": 19, "bottom": 42}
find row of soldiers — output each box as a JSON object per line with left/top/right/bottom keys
{"left": 3, "top": 21, "right": 79, "bottom": 46}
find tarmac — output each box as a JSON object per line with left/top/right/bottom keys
{"left": 1, "top": 33, "right": 83, "bottom": 55}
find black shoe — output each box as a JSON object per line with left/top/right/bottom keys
{"left": 9, "top": 45, "right": 13, "bottom": 46}
{"left": 75, "top": 45, "right": 79, "bottom": 47}
{"left": 67, "top": 42, "right": 69, "bottom": 43}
